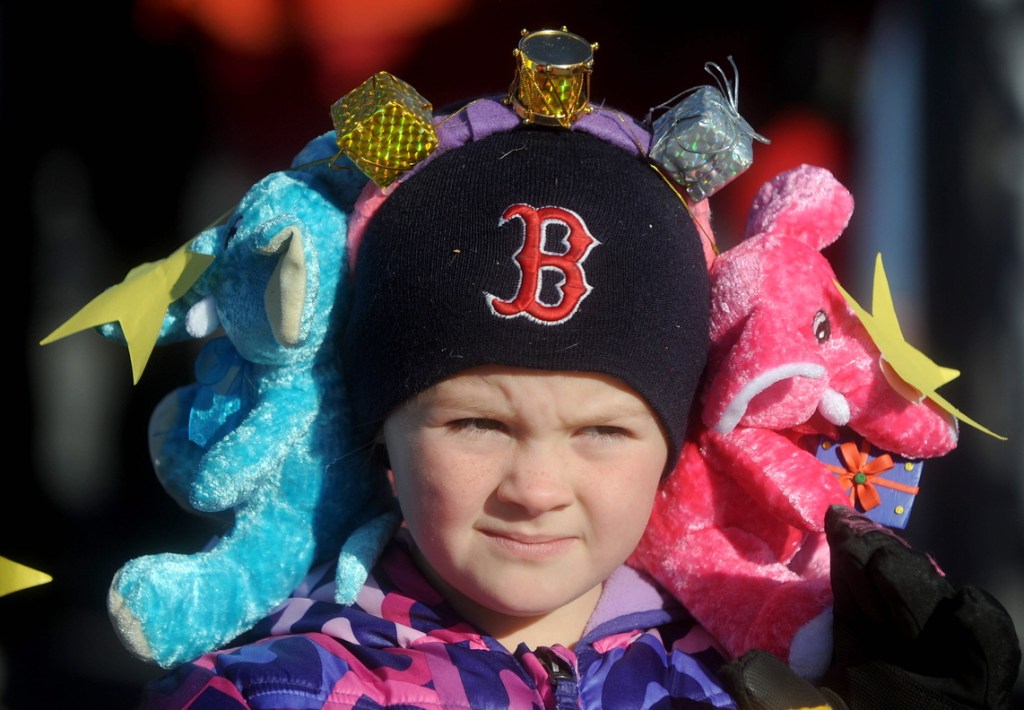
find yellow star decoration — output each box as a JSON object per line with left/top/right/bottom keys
{"left": 835, "top": 253, "right": 1005, "bottom": 441}
{"left": 0, "top": 556, "right": 52, "bottom": 597}
{"left": 40, "top": 239, "right": 215, "bottom": 384}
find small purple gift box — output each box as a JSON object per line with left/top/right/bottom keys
{"left": 816, "top": 435, "right": 924, "bottom": 529}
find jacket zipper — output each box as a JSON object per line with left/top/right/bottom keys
{"left": 535, "top": 647, "right": 579, "bottom": 709}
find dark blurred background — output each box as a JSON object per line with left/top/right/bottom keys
{"left": 4, "top": 1, "right": 1022, "bottom": 707}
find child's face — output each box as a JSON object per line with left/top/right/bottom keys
{"left": 382, "top": 365, "right": 668, "bottom": 638}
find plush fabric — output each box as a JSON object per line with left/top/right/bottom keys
{"left": 105, "top": 133, "right": 400, "bottom": 669}
{"left": 629, "top": 164, "right": 959, "bottom": 678}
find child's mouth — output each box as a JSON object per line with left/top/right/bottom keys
{"left": 481, "top": 530, "right": 576, "bottom": 560}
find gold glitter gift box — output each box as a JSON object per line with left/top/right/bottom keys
{"left": 330, "top": 72, "right": 438, "bottom": 188}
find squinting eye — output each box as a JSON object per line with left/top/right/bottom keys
{"left": 449, "top": 418, "right": 504, "bottom": 433}
{"left": 582, "top": 426, "right": 629, "bottom": 439}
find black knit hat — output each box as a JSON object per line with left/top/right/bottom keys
{"left": 342, "top": 124, "right": 710, "bottom": 466}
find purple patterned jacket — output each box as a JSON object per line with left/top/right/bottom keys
{"left": 138, "top": 531, "right": 738, "bottom": 709}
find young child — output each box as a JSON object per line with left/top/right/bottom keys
{"left": 131, "top": 36, "right": 1020, "bottom": 710}
{"left": 139, "top": 100, "right": 742, "bottom": 707}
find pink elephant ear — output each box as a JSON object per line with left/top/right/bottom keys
{"left": 745, "top": 164, "right": 854, "bottom": 252}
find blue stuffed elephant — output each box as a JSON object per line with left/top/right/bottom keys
{"left": 106, "top": 133, "right": 400, "bottom": 669}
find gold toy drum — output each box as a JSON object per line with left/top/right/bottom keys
{"left": 510, "top": 28, "right": 597, "bottom": 128}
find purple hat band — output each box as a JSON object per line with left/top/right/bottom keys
{"left": 346, "top": 98, "right": 655, "bottom": 272}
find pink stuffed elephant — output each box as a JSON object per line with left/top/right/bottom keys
{"left": 629, "top": 164, "right": 958, "bottom": 677}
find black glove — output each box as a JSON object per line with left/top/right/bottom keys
{"left": 721, "top": 504, "right": 1021, "bottom": 710}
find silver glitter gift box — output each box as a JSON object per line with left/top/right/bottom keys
{"left": 650, "top": 80, "right": 768, "bottom": 202}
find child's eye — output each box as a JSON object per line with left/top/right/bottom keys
{"left": 580, "top": 425, "right": 630, "bottom": 440}
{"left": 448, "top": 418, "right": 506, "bottom": 434}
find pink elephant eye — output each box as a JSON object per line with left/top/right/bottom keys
{"left": 813, "top": 309, "right": 831, "bottom": 344}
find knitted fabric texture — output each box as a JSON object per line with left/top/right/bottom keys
{"left": 342, "top": 126, "right": 710, "bottom": 466}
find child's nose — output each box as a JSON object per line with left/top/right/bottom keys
{"left": 495, "top": 446, "right": 575, "bottom": 516}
